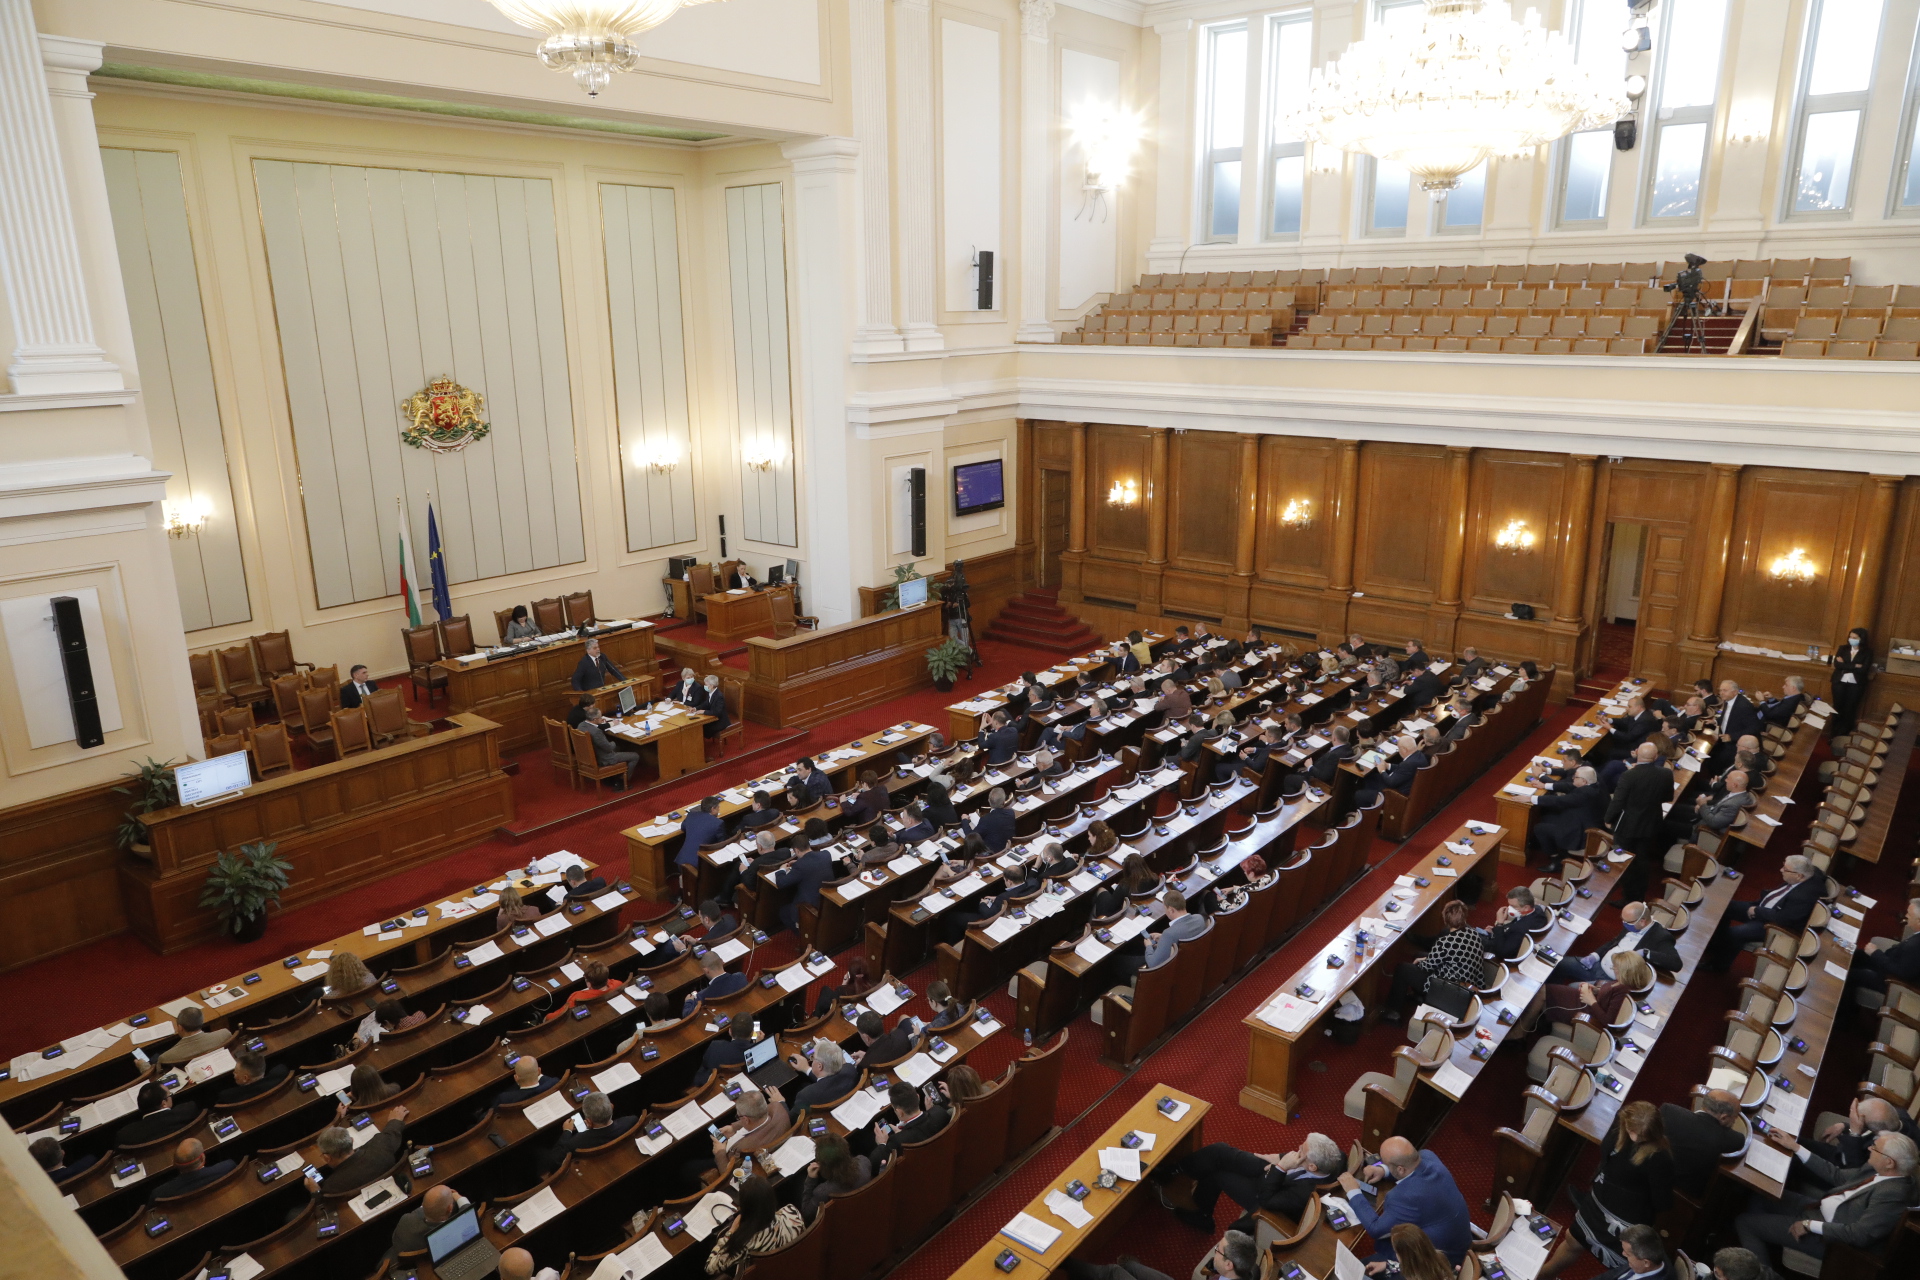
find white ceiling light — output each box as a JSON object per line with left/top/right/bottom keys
{"left": 484, "top": 0, "right": 725, "bottom": 96}
{"left": 1283, "top": 0, "right": 1629, "bottom": 193}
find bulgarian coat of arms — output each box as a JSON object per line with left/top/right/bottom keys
{"left": 399, "top": 378, "right": 491, "bottom": 454}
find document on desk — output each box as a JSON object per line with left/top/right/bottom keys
{"left": 347, "top": 1177, "right": 406, "bottom": 1223}
{"left": 1074, "top": 937, "right": 1113, "bottom": 965}
{"left": 831, "top": 1089, "right": 886, "bottom": 1131}
{"left": 769, "top": 1134, "right": 816, "bottom": 1177}
{"left": 837, "top": 878, "right": 873, "bottom": 901}
{"left": 1334, "top": 1242, "right": 1366, "bottom": 1280}
{"left": 512, "top": 1185, "right": 566, "bottom": 1232}
{"left": 894, "top": 1053, "right": 939, "bottom": 1086}
{"left": 1744, "top": 1140, "right": 1793, "bottom": 1183}
{"left": 1495, "top": 1225, "right": 1549, "bottom": 1280}
{"left": 184, "top": 1047, "right": 236, "bottom": 1084}
{"left": 291, "top": 963, "right": 329, "bottom": 982}
{"left": 1824, "top": 959, "right": 1851, "bottom": 981}
{"left": 868, "top": 984, "right": 909, "bottom": 1014}
{"left": 534, "top": 914, "right": 570, "bottom": 936}
{"left": 776, "top": 965, "right": 813, "bottom": 992}
{"left": 1044, "top": 1190, "right": 1095, "bottom": 1228}
{"left": 602, "top": 1232, "right": 672, "bottom": 1280}
{"left": 1428, "top": 1060, "right": 1475, "bottom": 1099}
{"left": 591, "top": 890, "right": 627, "bottom": 912}
{"left": 593, "top": 1062, "right": 642, "bottom": 1094}
{"left": 983, "top": 917, "right": 1023, "bottom": 943}
{"left": 462, "top": 1004, "right": 493, "bottom": 1027}
{"left": 523, "top": 1092, "right": 576, "bottom": 1130}
{"left": 1003, "top": 1212, "right": 1063, "bottom": 1254}
{"left": 1258, "top": 993, "right": 1320, "bottom": 1035}
{"left": 711, "top": 938, "right": 750, "bottom": 963}
{"left": 314, "top": 1065, "right": 355, "bottom": 1095}
{"left": 1098, "top": 1147, "right": 1142, "bottom": 1180}
{"left": 130, "top": 1021, "right": 175, "bottom": 1045}
{"left": 662, "top": 1099, "right": 708, "bottom": 1139}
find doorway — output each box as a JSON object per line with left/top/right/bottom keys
{"left": 1037, "top": 469, "right": 1071, "bottom": 589}
{"left": 1594, "top": 522, "right": 1646, "bottom": 677}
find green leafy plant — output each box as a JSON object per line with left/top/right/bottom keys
{"left": 926, "top": 637, "right": 972, "bottom": 684}
{"left": 881, "top": 564, "right": 945, "bottom": 612}
{"left": 113, "top": 757, "right": 181, "bottom": 850}
{"left": 199, "top": 841, "right": 293, "bottom": 935}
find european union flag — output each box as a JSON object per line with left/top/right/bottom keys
{"left": 427, "top": 501, "right": 452, "bottom": 622}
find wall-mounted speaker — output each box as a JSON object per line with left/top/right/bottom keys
{"left": 976, "top": 251, "right": 995, "bottom": 310}
{"left": 908, "top": 467, "right": 927, "bottom": 559}
{"left": 718, "top": 514, "right": 727, "bottom": 560}
{"left": 1613, "top": 118, "right": 1637, "bottom": 151}
{"left": 50, "top": 595, "right": 104, "bottom": 749}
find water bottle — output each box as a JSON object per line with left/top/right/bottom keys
{"left": 1023, "top": 1028, "right": 1034, "bottom": 1048}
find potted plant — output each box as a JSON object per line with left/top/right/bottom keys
{"left": 199, "top": 840, "right": 293, "bottom": 942}
{"left": 926, "top": 637, "right": 971, "bottom": 692}
{"left": 113, "top": 757, "right": 181, "bottom": 856}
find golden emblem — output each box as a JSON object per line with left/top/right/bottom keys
{"left": 399, "top": 377, "right": 491, "bottom": 454}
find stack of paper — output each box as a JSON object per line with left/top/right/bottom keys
{"left": 513, "top": 1185, "right": 567, "bottom": 1231}
{"left": 1043, "top": 1189, "right": 1094, "bottom": 1228}
{"left": 776, "top": 966, "right": 813, "bottom": 992}
{"left": 831, "top": 1089, "right": 886, "bottom": 1131}
{"left": 347, "top": 1177, "right": 407, "bottom": 1222}
{"left": 1002, "top": 1212, "right": 1063, "bottom": 1253}
{"left": 523, "top": 1093, "right": 576, "bottom": 1130}
{"left": 769, "top": 1134, "right": 817, "bottom": 1176}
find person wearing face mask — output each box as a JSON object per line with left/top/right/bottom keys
{"left": 1828, "top": 628, "right": 1872, "bottom": 738}
{"left": 1548, "top": 901, "right": 1681, "bottom": 982}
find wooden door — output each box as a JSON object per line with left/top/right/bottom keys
{"left": 1631, "top": 520, "right": 1689, "bottom": 690}
{"left": 1038, "top": 468, "right": 1070, "bottom": 588}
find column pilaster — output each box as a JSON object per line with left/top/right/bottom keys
{"left": 849, "top": 0, "right": 903, "bottom": 355}
{"left": 1015, "top": 0, "right": 1057, "bottom": 343}
{"left": 893, "top": 0, "right": 944, "bottom": 351}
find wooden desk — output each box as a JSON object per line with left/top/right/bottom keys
{"left": 119, "top": 713, "right": 513, "bottom": 954}
{"left": 603, "top": 703, "right": 712, "bottom": 784}
{"left": 438, "top": 623, "right": 659, "bottom": 754}
{"left": 1240, "top": 825, "right": 1502, "bottom": 1124}
{"left": 743, "top": 602, "right": 944, "bottom": 728}
{"left": 705, "top": 585, "right": 792, "bottom": 644}
{"left": 946, "top": 637, "right": 1167, "bottom": 744}
{"left": 1837, "top": 711, "right": 1916, "bottom": 864}
{"left": 663, "top": 576, "right": 695, "bottom": 621}
{"left": 956, "top": 1086, "right": 1209, "bottom": 1277}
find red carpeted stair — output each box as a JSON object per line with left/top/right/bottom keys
{"left": 982, "top": 589, "right": 1100, "bottom": 655}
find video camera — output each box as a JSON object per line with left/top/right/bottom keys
{"left": 1663, "top": 252, "right": 1708, "bottom": 307}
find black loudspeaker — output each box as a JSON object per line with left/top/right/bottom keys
{"left": 1614, "top": 118, "right": 1637, "bottom": 151}
{"left": 976, "top": 251, "right": 995, "bottom": 310}
{"left": 718, "top": 515, "right": 727, "bottom": 560}
{"left": 908, "top": 468, "right": 927, "bottom": 558}
{"left": 50, "top": 596, "right": 104, "bottom": 749}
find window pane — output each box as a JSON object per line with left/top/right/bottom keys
{"left": 1793, "top": 109, "right": 1861, "bottom": 211}
{"left": 1648, "top": 121, "right": 1708, "bottom": 217}
{"left": 1807, "top": 0, "right": 1883, "bottom": 96}
{"left": 1561, "top": 129, "right": 1613, "bottom": 221}
{"left": 1271, "top": 155, "right": 1304, "bottom": 234}
{"left": 1269, "top": 17, "right": 1314, "bottom": 138}
{"left": 1904, "top": 122, "right": 1920, "bottom": 207}
{"left": 1211, "top": 160, "right": 1242, "bottom": 237}
{"left": 1372, "top": 159, "right": 1410, "bottom": 230}
{"left": 1571, "top": 0, "right": 1617, "bottom": 71}
{"left": 1208, "top": 27, "right": 1246, "bottom": 151}
{"left": 1659, "top": 0, "right": 1729, "bottom": 110}
{"left": 1376, "top": 0, "right": 1422, "bottom": 28}
{"left": 1442, "top": 162, "right": 1486, "bottom": 227}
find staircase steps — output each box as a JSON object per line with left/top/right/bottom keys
{"left": 982, "top": 590, "right": 1100, "bottom": 655}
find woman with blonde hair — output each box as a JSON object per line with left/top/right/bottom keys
{"left": 325, "top": 952, "right": 374, "bottom": 997}
{"left": 1536, "top": 1100, "right": 1673, "bottom": 1278}
{"left": 495, "top": 884, "right": 542, "bottom": 932}
{"left": 938, "top": 1064, "right": 990, "bottom": 1104}
{"left": 349, "top": 1062, "right": 399, "bottom": 1106}
{"left": 1378, "top": 1224, "right": 1454, "bottom": 1280}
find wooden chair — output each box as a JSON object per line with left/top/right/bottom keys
{"left": 570, "top": 725, "right": 628, "bottom": 791}
{"left": 252, "top": 631, "right": 309, "bottom": 680}
{"left": 438, "top": 614, "right": 476, "bottom": 657}
{"left": 307, "top": 665, "right": 339, "bottom": 705}
{"left": 189, "top": 650, "right": 226, "bottom": 713}
{"left": 248, "top": 722, "right": 294, "bottom": 779}
{"left": 401, "top": 624, "right": 447, "bottom": 707}
{"left": 713, "top": 677, "right": 746, "bottom": 755}
{"left": 299, "top": 687, "right": 337, "bottom": 758}
{"left": 269, "top": 673, "right": 306, "bottom": 734}
{"left": 365, "top": 687, "right": 423, "bottom": 745}
{"left": 771, "top": 590, "right": 819, "bottom": 638}
{"left": 545, "top": 717, "right": 579, "bottom": 790}
{"left": 493, "top": 607, "right": 518, "bottom": 644}
{"left": 531, "top": 597, "right": 567, "bottom": 633}
{"left": 951, "top": 1069, "right": 1016, "bottom": 1192}
{"left": 332, "top": 707, "right": 374, "bottom": 758}
{"left": 206, "top": 730, "right": 246, "bottom": 759}
{"left": 217, "top": 644, "right": 270, "bottom": 706}
{"left": 890, "top": 1106, "right": 961, "bottom": 1251}
{"left": 1007, "top": 1030, "right": 1068, "bottom": 1159}
{"left": 562, "top": 591, "right": 595, "bottom": 627}
{"left": 824, "top": 1156, "right": 896, "bottom": 1278}
{"left": 737, "top": 1204, "right": 830, "bottom": 1280}
{"left": 686, "top": 565, "right": 715, "bottom": 621}
{"left": 217, "top": 705, "right": 255, "bottom": 736}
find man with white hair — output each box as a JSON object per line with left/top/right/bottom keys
{"left": 1158, "top": 1131, "right": 1345, "bottom": 1234}
{"left": 1803, "top": 1095, "right": 1920, "bottom": 1173}
{"left": 1735, "top": 1131, "right": 1916, "bottom": 1264}
{"left": 1549, "top": 900, "right": 1681, "bottom": 982}
{"left": 1706, "top": 853, "right": 1822, "bottom": 971}
{"left": 1355, "top": 734, "right": 1426, "bottom": 808}
{"left": 777, "top": 1039, "right": 860, "bottom": 1112}
{"left": 669, "top": 666, "right": 703, "bottom": 706}
{"left": 1528, "top": 764, "right": 1607, "bottom": 871}
{"left": 1760, "top": 675, "right": 1807, "bottom": 727}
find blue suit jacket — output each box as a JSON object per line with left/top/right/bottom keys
{"left": 984, "top": 725, "right": 1020, "bottom": 765}
{"left": 678, "top": 811, "right": 728, "bottom": 867}
{"left": 683, "top": 970, "right": 750, "bottom": 1016}
{"left": 975, "top": 807, "right": 1017, "bottom": 853}
{"left": 799, "top": 769, "right": 832, "bottom": 800}
{"left": 774, "top": 848, "right": 834, "bottom": 906}
{"left": 1347, "top": 1150, "right": 1473, "bottom": 1263}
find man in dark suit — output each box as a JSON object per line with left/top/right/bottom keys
{"left": 1160, "top": 1130, "right": 1346, "bottom": 1234}
{"left": 1803, "top": 1096, "right": 1920, "bottom": 1171}
{"left": 1404, "top": 639, "right": 1433, "bottom": 672}
{"left": 1598, "top": 695, "right": 1657, "bottom": 763}
{"left": 965, "top": 788, "right": 1012, "bottom": 853}
{"left": 895, "top": 803, "right": 936, "bottom": 847}
{"left": 1663, "top": 1092, "right": 1746, "bottom": 1196}
{"left": 1218, "top": 724, "right": 1281, "bottom": 785}
{"left": 1735, "top": 1132, "right": 1917, "bottom": 1265}
{"left": 700, "top": 674, "right": 730, "bottom": 741}
{"left": 1603, "top": 742, "right": 1670, "bottom": 902}
{"left": 681, "top": 953, "right": 750, "bottom": 1016}
{"left": 1848, "top": 898, "right": 1920, "bottom": 1008}
{"left": 1456, "top": 647, "right": 1490, "bottom": 681}
{"left": 1488, "top": 886, "right": 1549, "bottom": 960}
{"left": 793, "top": 756, "right": 832, "bottom": 800}
{"left": 1336, "top": 1139, "right": 1472, "bottom": 1265}
{"left": 781, "top": 1040, "right": 860, "bottom": 1112}
{"left": 693, "top": 1021, "right": 754, "bottom": 1086}
{"left": 308, "top": 1106, "right": 407, "bottom": 1196}
{"left": 1710, "top": 680, "right": 1764, "bottom": 768}
{"left": 556, "top": 863, "right": 608, "bottom": 905}
{"left": 1758, "top": 676, "right": 1806, "bottom": 728}
{"left": 772, "top": 839, "right": 833, "bottom": 931}
{"left": 668, "top": 667, "right": 705, "bottom": 707}
{"left": 29, "top": 1138, "right": 96, "bottom": 1186}
{"left": 116, "top": 1083, "right": 201, "bottom": 1149}
{"left": 735, "top": 790, "right": 782, "bottom": 833}
{"left": 580, "top": 709, "right": 639, "bottom": 784}
{"left": 570, "top": 638, "right": 623, "bottom": 691}
{"left": 493, "top": 1057, "right": 557, "bottom": 1108}
{"left": 869, "top": 1082, "right": 950, "bottom": 1167}
{"left": 1707, "top": 854, "right": 1823, "bottom": 970}
{"left": 981, "top": 712, "right": 1020, "bottom": 766}
{"left": 677, "top": 797, "right": 728, "bottom": 870}
{"left": 215, "top": 1047, "right": 289, "bottom": 1109}
{"left": 339, "top": 665, "right": 379, "bottom": 710}
{"left": 853, "top": 1011, "right": 915, "bottom": 1065}
{"left": 1109, "top": 640, "right": 1141, "bottom": 676}
{"left": 1529, "top": 765, "right": 1607, "bottom": 870}
{"left": 1306, "top": 726, "right": 1355, "bottom": 788}
{"left": 1550, "top": 901, "right": 1682, "bottom": 980}
{"left": 844, "top": 771, "right": 891, "bottom": 826}
{"left": 1356, "top": 735, "right": 1426, "bottom": 807}
{"left": 149, "top": 1138, "right": 234, "bottom": 1204}
{"left": 1404, "top": 666, "right": 1447, "bottom": 710}
{"left": 389, "top": 1184, "right": 466, "bottom": 1260}
{"left": 1593, "top": 1224, "right": 1681, "bottom": 1280}
{"left": 540, "top": 1091, "right": 636, "bottom": 1173}
{"left": 564, "top": 694, "right": 595, "bottom": 728}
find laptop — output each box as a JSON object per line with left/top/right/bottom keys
{"left": 425, "top": 1207, "right": 499, "bottom": 1280}
{"left": 743, "top": 1035, "right": 799, "bottom": 1092}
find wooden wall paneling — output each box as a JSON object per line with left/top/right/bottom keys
{"left": 1254, "top": 436, "right": 1339, "bottom": 588}
{"left": 1463, "top": 451, "right": 1567, "bottom": 618}
{"left": 1720, "top": 468, "right": 1868, "bottom": 654}
{"left": 1348, "top": 597, "right": 1434, "bottom": 645}
{"left": 1141, "top": 428, "right": 1172, "bottom": 612}
{"left": 1873, "top": 479, "right": 1920, "bottom": 646}
{"left": 1844, "top": 476, "right": 1903, "bottom": 640}
{"left": 1248, "top": 581, "right": 1345, "bottom": 641}
{"left": 1601, "top": 461, "right": 1709, "bottom": 692}
{"left": 1082, "top": 425, "right": 1152, "bottom": 609}
{"left": 0, "top": 783, "right": 129, "bottom": 972}
{"left": 1352, "top": 443, "right": 1449, "bottom": 604}
{"left": 1059, "top": 422, "right": 1090, "bottom": 603}
{"left": 1016, "top": 420, "right": 1037, "bottom": 584}
{"left": 1167, "top": 431, "right": 1248, "bottom": 627}
{"left": 1685, "top": 464, "right": 1743, "bottom": 658}
{"left": 741, "top": 602, "right": 944, "bottom": 727}
{"left": 724, "top": 182, "right": 799, "bottom": 547}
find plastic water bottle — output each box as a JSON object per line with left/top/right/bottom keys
{"left": 1023, "top": 1028, "right": 1033, "bottom": 1048}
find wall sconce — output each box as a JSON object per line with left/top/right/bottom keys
{"left": 742, "top": 441, "right": 783, "bottom": 472}
{"left": 1280, "top": 498, "right": 1314, "bottom": 529}
{"left": 1106, "top": 478, "right": 1139, "bottom": 507}
{"left": 1493, "top": 519, "right": 1536, "bottom": 553}
{"left": 1308, "top": 143, "right": 1344, "bottom": 175}
{"left": 1769, "top": 547, "right": 1816, "bottom": 584}
{"left": 1069, "top": 103, "right": 1144, "bottom": 195}
{"left": 1727, "top": 105, "right": 1771, "bottom": 145}
{"left": 163, "top": 495, "right": 212, "bottom": 539}
{"left": 631, "top": 440, "right": 680, "bottom": 474}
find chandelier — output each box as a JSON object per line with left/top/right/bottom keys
{"left": 484, "top": 0, "right": 725, "bottom": 96}
{"left": 1282, "top": 0, "right": 1627, "bottom": 192}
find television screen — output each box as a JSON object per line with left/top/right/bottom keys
{"left": 897, "top": 576, "right": 930, "bottom": 608}
{"left": 953, "top": 459, "right": 1005, "bottom": 516}
{"left": 175, "top": 751, "right": 252, "bottom": 806}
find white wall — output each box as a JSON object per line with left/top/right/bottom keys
{"left": 1058, "top": 46, "right": 1124, "bottom": 310}
{"left": 941, "top": 17, "right": 1004, "bottom": 314}
{"left": 724, "top": 181, "right": 800, "bottom": 549}
{"left": 253, "top": 160, "right": 586, "bottom": 609}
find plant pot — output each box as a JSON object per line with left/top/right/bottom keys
{"left": 128, "top": 841, "right": 153, "bottom": 860}
{"left": 231, "top": 911, "right": 269, "bottom": 943}
{"left": 933, "top": 677, "right": 955, "bottom": 692}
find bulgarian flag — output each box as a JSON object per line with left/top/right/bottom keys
{"left": 398, "top": 515, "right": 424, "bottom": 627}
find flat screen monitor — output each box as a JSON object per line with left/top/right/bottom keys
{"left": 953, "top": 459, "right": 1005, "bottom": 516}
{"left": 175, "top": 751, "right": 252, "bottom": 806}
{"left": 785, "top": 558, "right": 800, "bottom": 581}
{"left": 618, "top": 685, "right": 639, "bottom": 715}
{"left": 897, "top": 576, "right": 930, "bottom": 609}
{"left": 743, "top": 1036, "right": 778, "bottom": 1071}
{"left": 427, "top": 1208, "right": 482, "bottom": 1263}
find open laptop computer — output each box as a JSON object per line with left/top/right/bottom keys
{"left": 743, "top": 1034, "right": 799, "bottom": 1092}
{"left": 425, "top": 1207, "right": 499, "bottom": 1280}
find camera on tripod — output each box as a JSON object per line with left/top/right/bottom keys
{"left": 1662, "top": 252, "right": 1713, "bottom": 315}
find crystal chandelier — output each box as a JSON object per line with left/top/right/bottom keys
{"left": 1282, "top": 0, "right": 1627, "bottom": 192}
{"left": 484, "top": 0, "right": 725, "bottom": 96}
